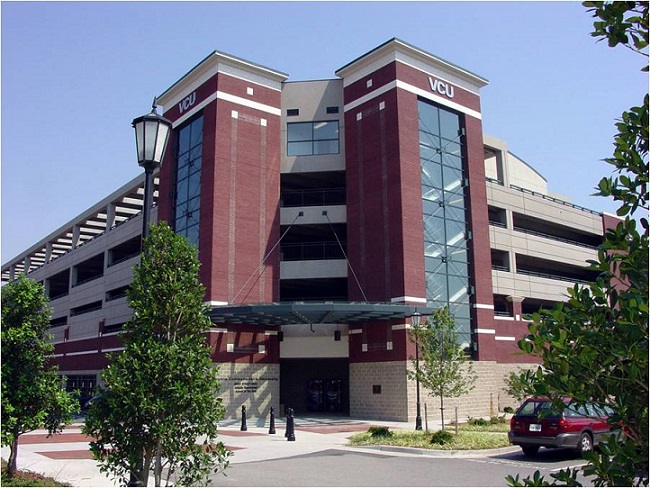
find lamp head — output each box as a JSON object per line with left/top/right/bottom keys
{"left": 132, "top": 100, "right": 172, "bottom": 170}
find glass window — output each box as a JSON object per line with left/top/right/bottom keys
{"left": 420, "top": 143, "right": 442, "bottom": 165}
{"left": 287, "top": 123, "right": 312, "bottom": 142}
{"left": 442, "top": 166, "right": 463, "bottom": 191}
{"left": 174, "top": 115, "right": 203, "bottom": 247}
{"left": 422, "top": 184, "right": 444, "bottom": 204}
{"left": 314, "top": 121, "right": 338, "bottom": 140}
{"left": 419, "top": 131, "right": 440, "bottom": 149}
{"left": 287, "top": 121, "right": 339, "bottom": 156}
{"left": 418, "top": 104, "right": 440, "bottom": 135}
{"left": 424, "top": 215, "right": 446, "bottom": 243}
{"left": 422, "top": 162, "right": 444, "bottom": 190}
{"left": 426, "top": 272, "right": 448, "bottom": 302}
{"left": 314, "top": 139, "right": 339, "bottom": 155}
{"left": 439, "top": 110, "right": 460, "bottom": 141}
{"left": 418, "top": 99, "right": 471, "bottom": 349}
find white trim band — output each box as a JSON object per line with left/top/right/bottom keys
{"left": 102, "top": 347, "right": 125, "bottom": 353}
{"left": 67, "top": 350, "right": 100, "bottom": 357}
{"left": 474, "top": 328, "right": 496, "bottom": 334}
{"left": 474, "top": 303, "right": 495, "bottom": 310}
{"left": 396, "top": 80, "right": 482, "bottom": 120}
{"left": 343, "top": 79, "right": 482, "bottom": 120}
{"left": 495, "top": 336, "right": 516, "bottom": 341}
{"left": 390, "top": 295, "right": 427, "bottom": 304}
{"left": 174, "top": 93, "right": 217, "bottom": 128}
{"left": 217, "top": 91, "right": 281, "bottom": 116}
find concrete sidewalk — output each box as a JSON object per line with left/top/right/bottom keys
{"left": 1, "top": 416, "right": 427, "bottom": 487}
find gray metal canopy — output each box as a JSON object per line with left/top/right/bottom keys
{"left": 208, "top": 302, "right": 433, "bottom": 326}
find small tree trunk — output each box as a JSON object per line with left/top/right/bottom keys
{"left": 7, "top": 438, "right": 19, "bottom": 477}
{"left": 440, "top": 394, "right": 445, "bottom": 431}
{"left": 154, "top": 440, "right": 162, "bottom": 487}
{"left": 142, "top": 450, "right": 152, "bottom": 487}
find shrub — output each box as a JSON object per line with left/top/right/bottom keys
{"left": 430, "top": 429, "right": 454, "bottom": 445}
{"left": 367, "top": 426, "right": 392, "bottom": 438}
{"left": 467, "top": 417, "right": 489, "bottom": 426}
{"left": 503, "top": 406, "right": 514, "bottom": 414}
{"left": 489, "top": 415, "right": 507, "bottom": 425}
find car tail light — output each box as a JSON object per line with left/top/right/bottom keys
{"left": 556, "top": 419, "right": 568, "bottom": 432}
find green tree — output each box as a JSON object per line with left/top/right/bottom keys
{"left": 1, "top": 274, "right": 79, "bottom": 477}
{"left": 407, "top": 306, "right": 477, "bottom": 430}
{"left": 507, "top": 2, "right": 648, "bottom": 486}
{"left": 83, "top": 222, "right": 230, "bottom": 487}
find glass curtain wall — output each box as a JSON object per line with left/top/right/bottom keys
{"left": 174, "top": 115, "right": 203, "bottom": 247}
{"left": 418, "top": 99, "right": 471, "bottom": 352}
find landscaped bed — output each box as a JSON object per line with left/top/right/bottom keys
{"left": 347, "top": 418, "right": 511, "bottom": 451}
{"left": 1, "top": 460, "right": 70, "bottom": 487}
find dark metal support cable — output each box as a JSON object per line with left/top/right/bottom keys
{"left": 232, "top": 212, "right": 303, "bottom": 303}
{"left": 323, "top": 211, "right": 368, "bottom": 302}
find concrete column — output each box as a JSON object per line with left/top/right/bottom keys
{"left": 72, "top": 225, "right": 81, "bottom": 248}
{"left": 24, "top": 256, "right": 31, "bottom": 274}
{"left": 9, "top": 264, "right": 16, "bottom": 281}
{"left": 506, "top": 295, "right": 525, "bottom": 321}
{"left": 106, "top": 203, "right": 116, "bottom": 230}
{"left": 46, "top": 242, "right": 53, "bottom": 262}
{"left": 70, "top": 264, "right": 76, "bottom": 289}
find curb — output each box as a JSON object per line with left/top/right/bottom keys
{"left": 353, "top": 444, "right": 520, "bottom": 457}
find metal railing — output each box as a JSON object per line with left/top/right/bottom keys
{"left": 281, "top": 241, "right": 346, "bottom": 261}
{"left": 513, "top": 226, "right": 599, "bottom": 250}
{"left": 281, "top": 188, "right": 346, "bottom": 207}
{"left": 516, "top": 268, "right": 593, "bottom": 285}
{"left": 510, "top": 184, "right": 600, "bottom": 215}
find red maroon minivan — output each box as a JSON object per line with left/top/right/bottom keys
{"left": 509, "top": 397, "right": 617, "bottom": 457}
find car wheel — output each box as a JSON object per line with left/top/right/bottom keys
{"left": 522, "top": 445, "right": 540, "bottom": 456}
{"left": 578, "top": 433, "right": 593, "bottom": 456}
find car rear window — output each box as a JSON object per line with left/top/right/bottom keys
{"left": 517, "top": 400, "right": 561, "bottom": 419}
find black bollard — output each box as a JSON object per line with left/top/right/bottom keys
{"left": 240, "top": 405, "right": 248, "bottom": 431}
{"left": 287, "top": 407, "right": 296, "bottom": 441}
{"left": 269, "top": 407, "right": 276, "bottom": 434}
{"left": 284, "top": 406, "right": 289, "bottom": 438}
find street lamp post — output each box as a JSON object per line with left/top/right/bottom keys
{"left": 128, "top": 104, "right": 171, "bottom": 487}
{"left": 132, "top": 101, "right": 173, "bottom": 241}
{"left": 412, "top": 312, "right": 422, "bottom": 431}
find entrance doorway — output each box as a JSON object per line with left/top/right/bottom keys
{"left": 280, "top": 358, "right": 349, "bottom": 415}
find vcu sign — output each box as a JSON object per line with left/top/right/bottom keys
{"left": 428, "top": 77, "right": 455, "bottom": 99}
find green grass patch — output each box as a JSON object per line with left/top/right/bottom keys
{"left": 2, "top": 459, "right": 71, "bottom": 487}
{"left": 456, "top": 421, "right": 510, "bottom": 433}
{"left": 348, "top": 428, "right": 510, "bottom": 450}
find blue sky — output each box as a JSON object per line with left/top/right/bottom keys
{"left": 1, "top": 1, "right": 647, "bottom": 262}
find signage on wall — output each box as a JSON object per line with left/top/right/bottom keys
{"left": 428, "top": 77, "right": 455, "bottom": 99}
{"left": 178, "top": 91, "right": 197, "bottom": 114}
